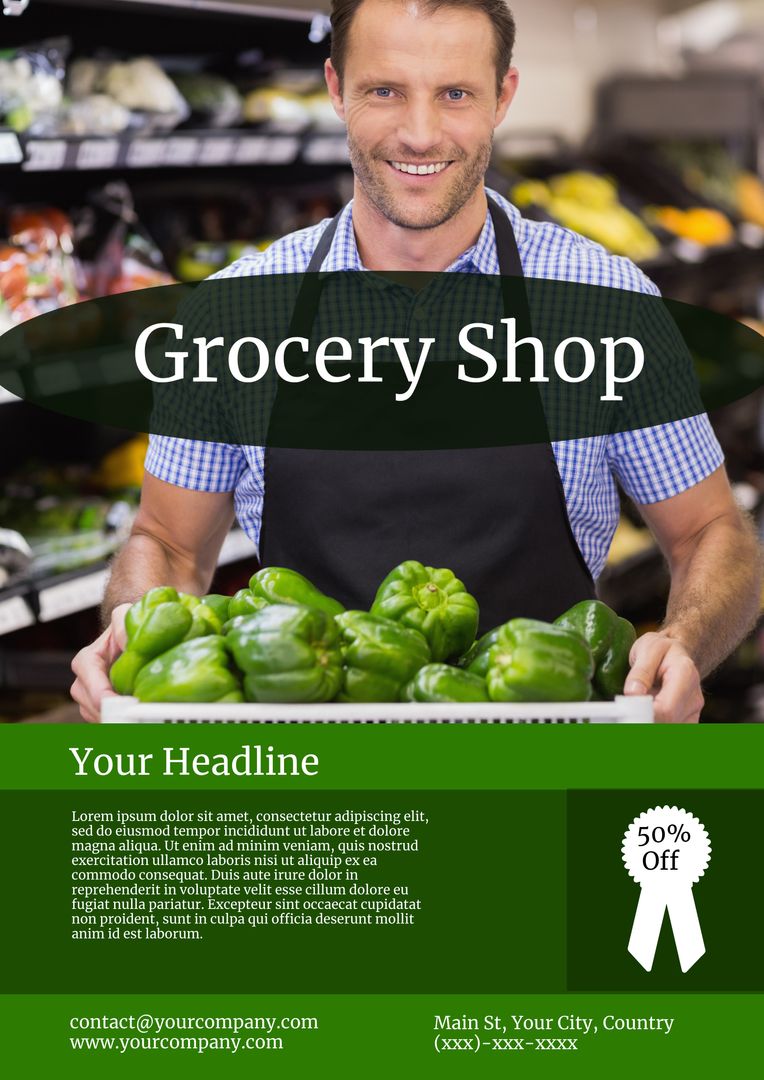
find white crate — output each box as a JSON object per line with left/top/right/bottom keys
{"left": 101, "top": 695, "right": 653, "bottom": 725}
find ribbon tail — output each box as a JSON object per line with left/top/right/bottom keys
{"left": 628, "top": 889, "right": 667, "bottom": 972}
{"left": 667, "top": 889, "right": 705, "bottom": 973}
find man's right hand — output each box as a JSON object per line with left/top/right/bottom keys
{"left": 70, "top": 603, "right": 131, "bottom": 723}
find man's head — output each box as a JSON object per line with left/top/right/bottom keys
{"left": 325, "top": 0, "right": 518, "bottom": 231}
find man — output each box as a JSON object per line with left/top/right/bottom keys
{"left": 72, "top": 0, "right": 760, "bottom": 722}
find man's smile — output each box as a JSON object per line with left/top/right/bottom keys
{"left": 387, "top": 159, "right": 454, "bottom": 177}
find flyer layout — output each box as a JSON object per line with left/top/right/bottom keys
{"left": 1, "top": 0, "right": 762, "bottom": 1076}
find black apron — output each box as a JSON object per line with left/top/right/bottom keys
{"left": 258, "top": 195, "right": 595, "bottom": 630}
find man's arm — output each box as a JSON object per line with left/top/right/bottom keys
{"left": 102, "top": 473, "right": 236, "bottom": 621}
{"left": 71, "top": 473, "right": 237, "bottom": 721}
{"left": 624, "top": 466, "right": 762, "bottom": 723}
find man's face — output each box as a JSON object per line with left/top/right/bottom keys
{"left": 326, "top": 0, "right": 517, "bottom": 230}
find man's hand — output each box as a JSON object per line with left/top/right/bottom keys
{"left": 70, "top": 603, "right": 130, "bottom": 723}
{"left": 70, "top": 475, "right": 237, "bottom": 720}
{"left": 624, "top": 631, "right": 704, "bottom": 724}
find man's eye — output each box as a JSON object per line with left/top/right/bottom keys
{"left": 446, "top": 89, "right": 466, "bottom": 100}
{"left": 373, "top": 88, "right": 393, "bottom": 98}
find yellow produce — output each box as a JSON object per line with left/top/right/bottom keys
{"left": 645, "top": 206, "right": 733, "bottom": 246}
{"left": 512, "top": 170, "right": 660, "bottom": 261}
{"left": 736, "top": 172, "right": 764, "bottom": 227}
{"left": 511, "top": 179, "right": 551, "bottom": 208}
{"left": 546, "top": 196, "right": 660, "bottom": 260}
{"left": 94, "top": 434, "right": 148, "bottom": 490}
{"left": 548, "top": 171, "right": 618, "bottom": 209}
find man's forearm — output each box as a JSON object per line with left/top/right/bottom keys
{"left": 101, "top": 531, "right": 212, "bottom": 628}
{"left": 662, "top": 511, "right": 762, "bottom": 678}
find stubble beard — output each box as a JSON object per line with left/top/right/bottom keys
{"left": 347, "top": 132, "right": 493, "bottom": 230}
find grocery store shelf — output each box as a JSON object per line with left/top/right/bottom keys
{"left": 0, "top": 129, "right": 349, "bottom": 173}
{"left": 0, "top": 528, "right": 256, "bottom": 636}
{"left": 47, "top": 0, "right": 328, "bottom": 23}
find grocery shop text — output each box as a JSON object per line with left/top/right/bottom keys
{"left": 69, "top": 745, "right": 319, "bottom": 778}
{"left": 135, "top": 320, "right": 645, "bottom": 403}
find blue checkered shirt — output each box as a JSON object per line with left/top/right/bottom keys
{"left": 146, "top": 187, "right": 724, "bottom": 579}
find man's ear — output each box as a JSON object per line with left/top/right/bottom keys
{"left": 494, "top": 66, "right": 519, "bottom": 128}
{"left": 324, "top": 58, "right": 346, "bottom": 121}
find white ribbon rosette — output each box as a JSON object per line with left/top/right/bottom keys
{"left": 622, "top": 805, "right": 711, "bottom": 973}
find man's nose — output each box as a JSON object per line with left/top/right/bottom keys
{"left": 397, "top": 100, "right": 443, "bottom": 155}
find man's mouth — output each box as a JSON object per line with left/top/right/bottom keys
{"left": 388, "top": 160, "right": 452, "bottom": 175}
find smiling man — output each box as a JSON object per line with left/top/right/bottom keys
{"left": 331, "top": 0, "right": 517, "bottom": 265}
{"left": 71, "top": 0, "right": 761, "bottom": 723}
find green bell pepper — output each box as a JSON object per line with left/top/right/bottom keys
{"left": 458, "top": 625, "right": 503, "bottom": 677}
{"left": 201, "top": 594, "right": 231, "bottom": 624}
{"left": 110, "top": 587, "right": 193, "bottom": 695}
{"left": 335, "top": 611, "right": 430, "bottom": 702}
{"left": 249, "top": 567, "right": 344, "bottom": 618}
{"left": 370, "top": 560, "right": 479, "bottom": 662}
{"left": 486, "top": 618, "right": 594, "bottom": 703}
{"left": 183, "top": 602, "right": 223, "bottom": 640}
{"left": 229, "top": 588, "right": 269, "bottom": 619}
{"left": 226, "top": 604, "right": 342, "bottom": 703}
{"left": 401, "top": 663, "right": 489, "bottom": 703}
{"left": 132, "top": 636, "right": 242, "bottom": 703}
{"left": 554, "top": 600, "right": 636, "bottom": 698}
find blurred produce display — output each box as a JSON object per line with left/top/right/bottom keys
{"left": 170, "top": 73, "right": 242, "bottom": 129}
{"left": 0, "top": 38, "right": 67, "bottom": 134}
{"left": 660, "top": 142, "right": 764, "bottom": 228}
{"left": 643, "top": 205, "right": 734, "bottom": 247}
{"left": 0, "top": 205, "right": 80, "bottom": 332}
{"left": 513, "top": 171, "right": 660, "bottom": 261}
{"left": 69, "top": 56, "right": 190, "bottom": 132}
{"left": 0, "top": 186, "right": 177, "bottom": 331}
{"left": 0, "top": 34, "right": 337, "bottom": 138}
{"left": 0, "top": 447, "right": 140, "bottom": 578}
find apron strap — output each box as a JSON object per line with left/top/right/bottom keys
{"left": 305, "top": 211, "right": 344, "bottom": 274}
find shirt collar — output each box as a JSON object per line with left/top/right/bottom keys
{"left": 320, "top": 186, "right": 523, "bottom": 275}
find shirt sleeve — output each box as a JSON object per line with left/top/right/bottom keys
{"left": 606, "top": 414, "right": 724, "bottom": 504}
{"left": 142, "top": 281, "right": 249, "bottom": 493}
{"left": 144, "top": 434, "right": 247, "bottom": 492}
{"left": 606, "top": 267, "right": 725, "bottom": 504}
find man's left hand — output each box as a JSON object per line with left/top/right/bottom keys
{"left": 623, "top": 631, "right": 704, "bottom": 724}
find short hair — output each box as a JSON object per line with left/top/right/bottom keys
{"left": 330, "top": 0, "right": 516, "bottom": 96}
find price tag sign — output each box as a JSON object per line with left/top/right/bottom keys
{"left": 23, "top": 139, "right": 67, "bottom": 171}
{"left": 304, "top": 136, "right": 349, "bottom": 164}
{"left": 266, "top": 136, "right": 299, "bottom": 164}
{"left": 164, "top": 136, "right": 199, "bottom": 166}
{"left": 39, "top": 570, "right": 108, "bottom": 623}
{"left": 623, "top": 805, "right": 711, "bottom": 973}
{"left": 739, "top": 222, "right": 764, "bottom": 249}
{"left": 198, "top": 137, "right": 234, "bottom": 166}
{"left": 0, "top": 131, "right": 23, "bottom": 165}
{"left": 234, "top": 136, "right": 269, "bottom": 164}
{"left": 77, "top": 139, "right": 119, "bottom": 170}
{"left": 126, "top": 139, "right": 167, "bottom": 168}
{"left": 0, "top": 596, "right": 35, "bottom": 635}
{"left": 673, "top": 238, "right": 706, "bottom": 264}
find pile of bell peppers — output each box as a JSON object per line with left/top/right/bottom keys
{"left": 110, "top": 562, "right": 636, "bottom": 705}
